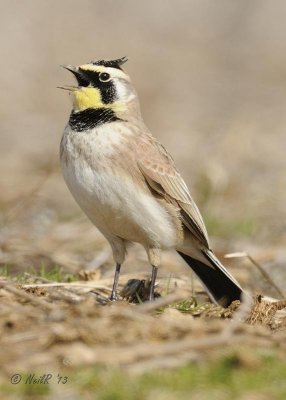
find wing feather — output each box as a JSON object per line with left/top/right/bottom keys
{"left": 136, "top": 136, "right": 209, "bottom": 247}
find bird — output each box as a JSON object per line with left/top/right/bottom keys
{"left": 59, "top": 56, "right": 244, "bottom": 307}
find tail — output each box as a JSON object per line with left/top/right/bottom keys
{"left": 177, "top": 249, "right": 243, "bottom": 307}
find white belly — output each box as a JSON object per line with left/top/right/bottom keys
{"left": 61, "top": 126, "right": 177, "bottom": 249}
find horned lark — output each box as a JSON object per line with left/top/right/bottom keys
{"left": 60, "top": 57, "right": 244, "bottom": 307}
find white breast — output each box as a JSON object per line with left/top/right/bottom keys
{"left": 61, "top": 123, "right": 177, "bottom": 249}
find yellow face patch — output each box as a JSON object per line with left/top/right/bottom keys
{"left": 72, "top": 87, "right": 103, "bottom": 111}
{"left": 72, "top": 86, "right": 126, "bottom": 113}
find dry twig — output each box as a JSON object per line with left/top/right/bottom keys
{"left": 225, "top": 252, "right": 285, "bottom": 298}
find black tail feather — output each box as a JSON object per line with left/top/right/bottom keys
{"left": 178, "top": 250, "right": 243, "bottom": 307}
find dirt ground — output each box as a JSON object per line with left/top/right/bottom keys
{"left": 0, "top": 274, "right": 286, "bottom": 399}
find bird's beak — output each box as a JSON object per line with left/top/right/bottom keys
{"left": 61, "top": 64, "right": 78, "bottom": 73}
{"left": 57, "top": 85, "right": 77, "bottom": 91}
{"left": 58, "top": 65, "right": 82, "bottom": 91}
{"left": 59, "top": 64, "right": 90, "bottom": 88}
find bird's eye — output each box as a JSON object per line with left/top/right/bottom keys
{"left": 99, "top": 72, "right": 111, "bottom": 82}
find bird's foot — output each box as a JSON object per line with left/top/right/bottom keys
{"left": 109, "top": 292, "right": 119, "bottom": 301}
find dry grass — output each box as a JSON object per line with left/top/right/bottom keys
{"left": 0, "top": 266, "right": 285, "bottom": 375}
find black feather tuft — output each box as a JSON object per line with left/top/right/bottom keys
{"left": 69, "top": 108, "right": 121, "bottom": 131}
{"left": 91, "top": 56, "right": 128, "bottom": 70}
{"left": 178, "top": 250, "right": 243, "bottom": 307}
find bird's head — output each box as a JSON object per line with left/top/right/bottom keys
{"left": 60, "top": 57, "right": 136, "bottom": 114}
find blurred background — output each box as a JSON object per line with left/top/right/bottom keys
{"left": 1, "top": 0, "right": 286, "bottom": 290}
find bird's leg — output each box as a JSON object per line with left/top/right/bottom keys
{"left": 110, "top": 263, "right": 121, "bottom": 301}
{"left": 149, "top": 265, "right": 158, "bottom": 301}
